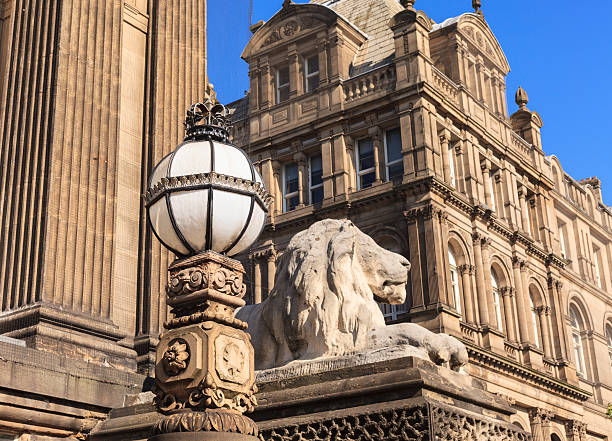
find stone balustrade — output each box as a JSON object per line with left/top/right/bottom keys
{"left": 431, "top": 66, "right": 460, "bottom": 105}
{"left": 343, "top": 65, "right": 396, "bottom": 102}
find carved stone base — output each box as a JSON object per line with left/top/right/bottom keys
{"left": 150, "top": 409, "right": 258, "bottom": 439}
{"left": 149, "top": 433, "right": 258, "bottom": 441}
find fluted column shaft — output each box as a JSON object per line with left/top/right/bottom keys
{"left": 512, "top": 258, "right": 530, "bottom": 344}
{"left": 472, "top": 234, "right": 490, "bottom": 327}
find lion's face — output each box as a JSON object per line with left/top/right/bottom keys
{"left": 353, "top": 227, "right": 410, "bottom": 305}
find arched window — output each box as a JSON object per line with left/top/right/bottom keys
{"left": 606, "top": 325, "right": 612, "bottom": 375}
{"left": 529, "top": 294, "right": 541, "bottom": 349}
{"left": 569, "top": 305, "right": 586, "bottom": 377}
{"left": 448, "top": 249, "right": 461, "bottom": 314}
{"left": 491, "top": 273, "right": 503, "bottom": 331}
{"left": 551, "top": 434, "right": 562, "bottom": 441}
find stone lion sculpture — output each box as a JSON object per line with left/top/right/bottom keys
{"left": 237, "top": 219, "right": 468, "bottom": 371}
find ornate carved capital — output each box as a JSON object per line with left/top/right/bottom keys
{"left": 529, "top": 408, "right": 555, "bottom": 424}
{"left": 565, "top": 420, "right": 587, "bottom": 437}
{"left": 458, "top": 264, "right": 474, "bottom": 275}
{"left": 500, "top": 286, "right": 515, "bottom": 297}
{"left": 512, "top": 256, "right": 525, "bottom": 269}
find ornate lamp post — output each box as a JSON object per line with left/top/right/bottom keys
{"left": 145, "top": 88, "right": 271, "bottom": 441}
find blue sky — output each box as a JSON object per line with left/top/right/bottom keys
{"left": 208, "top": 0, "right": 612, "bottom": 205}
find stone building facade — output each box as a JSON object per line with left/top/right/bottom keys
{"left": 229, "top": 0, "right": 612, "bottom": 439}
{"left": 0, "top": 0, "right": 206, "bottom": 437}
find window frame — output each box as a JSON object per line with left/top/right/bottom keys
{"left": 448, "top": 249, "right": 461, "bottom": 315}
{"left": 308, "top": 153, "right": 323, "bottom": 205}
{"left": 383, "top": 127, "right": 403, "bottom": 182}
{"left": 529, "top": 295, "right": 541, "bottom": 349}
{"left": 282, "top": 162, "right": 299, "bottom": 212}
{"left": 491, "top": 273, "right": 503, "bottom": 332}
{"left": 570, "top": 307, "right": 586, "bottom": 377}
{"left": 558, "top": 223, "right": 567, "bottom": 258}
{"left": 355, "top": 137, "right": 376, "bottom": 190}
{"left": 593, "top": 247, "right": 602, "bottom": 289}
{"left": 276, "top": 66, "right": 290, "bottom": 104}
{"left": 448, "top": 142, "right": 456, "bottom": 187}
{"left": 304, "top": 54, "right": 320, "bottom": 93}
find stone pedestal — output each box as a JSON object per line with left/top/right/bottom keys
{"left": 90, "top": 353, "right": 531, "bottom": 441}
{"left": 145, "top": 251, "right": 259, "bottom": 441}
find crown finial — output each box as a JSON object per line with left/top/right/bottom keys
{"left": 400, "top": 0, "right": 415, "bottom": 10}
{"left": 472, "top": 0, "right": 483, "bottom": 17}
{"left": 282, "top": 0, "right": 293, "bottom": 7}
{"left": 515, "top": 86, "right": 529, "bottom": 110}
{"left": 185, "top": 84, "right": 235, "bottom": 142}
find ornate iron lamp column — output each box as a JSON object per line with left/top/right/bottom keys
{"left": 144, "top": 89, "right": 271, "bottom": 441}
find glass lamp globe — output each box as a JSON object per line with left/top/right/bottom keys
{"left": 145, "top": 98, "right": 271, "bottom": 258}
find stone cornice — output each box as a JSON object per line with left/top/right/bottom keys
{"left": 464, "top": 341, "right": 591, "bottom": 403}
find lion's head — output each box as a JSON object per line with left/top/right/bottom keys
{"left": 260, "top": 219, "right": 410, "bottom": 364}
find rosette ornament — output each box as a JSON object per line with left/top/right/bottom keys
{"left": 145, "top": 94, "right": 272, "bottom": 257}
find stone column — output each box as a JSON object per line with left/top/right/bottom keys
{"left": 501, "top": 287, "right": 517, "bottom": 342}
{"left": 512, "top": 257, "right": 530, "bottom": 344}
{"left": 294, "top": 152, "right": 306, "bottom": 208}
{"left": 440, "top": 132, "right": 451, "bottom": 185}
{"left": 520, "top": 262, "right": 536, "bottom": 345}
{"left": 481, "top": 237, "right": 497, "bottom": 329}
{"left": 529, "top": 408, "right": 554, "bottom": 441}
{"left": 518, "top": 185, "right": 530, "bottom": 235}
{"left": 481, "top": 160, "right": 493, "bottom": 209}
{"left": 288, "top": 50, "right": 300, "bottom": 98}
{"left": 369, "top": 126, "right": 383, "bottom": 184}
{"left": 459, "top": 264, "right": 475, "bottom": 324}
{"left": 538, "top": 306, "right": 553, "bottom": 359}
{"left": 472, "top": 233, "right": 490, "bottom": 327}
{"left": 266, "top": 253, "right": 276, "bottom": 298}
{"left": 272, "top": 161, "right": 282, "bottom": 215}
{"left": 253, "top": 258, "right": 262, "bottom": 304}
{"left": 260, "top": 64, "right": 272, "bottom": 108}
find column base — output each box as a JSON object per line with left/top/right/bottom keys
{"left": 150, "top": 433, "right": 258, "bottom": 441}
{"left": 149, "top": 410, "right": 259, "bottom": 441}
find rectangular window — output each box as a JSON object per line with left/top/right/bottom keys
{"left": 593, "top": 249, "right": 602, "bottom": 288}
{"left": 488, "top": 174, "right": 496, "bottom": 212}
{"left": 309, "top": 154, "right": 323, "bottom": 204}
{"left": 305, "top": 55, "right": 319, "bottom": 93}
{"left": 356, "top": 138, "right": 376, "bottom": 189}
{"left": 283, "top": 163, "right": 299, "bottom": 212}
{"left": 276, "top": 67, "right": 290, "bottom": 104}
{"left": 558, "top": 224, "right": 567, "bottom": 258}
{"left": 384, "top": 128, "right": 403, "bottom": 182}
{"left": 448, "top": 143, "right": 456, "bottom": 187}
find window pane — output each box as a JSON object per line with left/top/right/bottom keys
{"left": 360, "top": 172, "right": 376, "bottom": 189}
{"left": 385, "top": 128, "right": 402, "bottom": 163}
{"left": 388, "top": 163, "right": 403, "bottom": 181}
{"left": 358, "top": 139, "right": 374, "bottom": 171}
{"left": 279, "top": 85, "right": 290, "bottom": 103}
{"left": 278, "top": 67, "right": 290, "bottom": 86}
{"left": 310, "top": 155, "right": 322, "bottom": 186}
{"left": 307, "top": 55, "right": 319, "bottom": 75}
{"left": 307, "top": 75, "right": 319, "bottom": 92}
{"left": 311, "top": 187, "right": 324, "bottom": 204}
{"left": 284, "top": 163, "right": 298, "bottom": 193}
{"left": 287, "top": 196, "right": 299, "bottom": 211}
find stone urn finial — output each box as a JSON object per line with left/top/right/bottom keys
{"left": 473, "top": 0, "right": 483, "bottom": 17}
{"left": 515, "top": 86, "right": 529, "bottom": 110}
{"left": 400, "top": 0, "right": 415, "bottom": 10}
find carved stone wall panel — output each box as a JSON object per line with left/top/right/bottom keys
{"left": 259, "top": 403, "right": 530, "bottom": 441}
